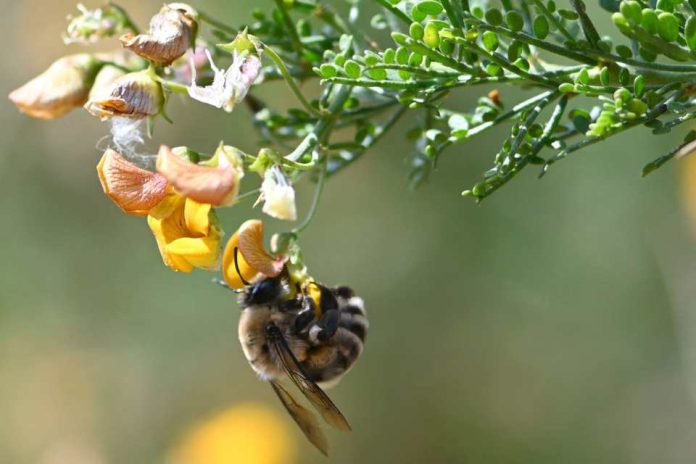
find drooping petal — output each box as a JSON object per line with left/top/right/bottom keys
{"left": 223, "top": 226, "right": 261, "bottom": 289}
{"left": 85, "top": 69, "right": 164, "bottom": 119}
{"left": 97, "top": 149, "right": 168, "bottom": 215}
{"left": 237, "top": 220, "right": 284, "bottom": 277}
{"left": 156, "top": 145, "right": 243, "bottom": 206}
{"left": 120, "top": 4, "right": 197, "bottom": 66}
{"left": 184, "top": 198, "right": 211, "bottom": 236}
{"left": 9, "top": 54, "right": 101, "bottom": 119}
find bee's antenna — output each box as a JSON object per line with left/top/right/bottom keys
{"left": 214, "top": 278, "right": 242, "bottom": 293}
{"left": 234, "top": 246, "right": 251, "bottom": 286}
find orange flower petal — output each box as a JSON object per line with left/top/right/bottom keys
{"left": 156, "top": 145, "right": 241, "bottom": 206}
{"left": 97, "top": 149, "right": 169, "bottom": 215}
{"left": 237, "top": 220, "right": 285, "bottom": 277}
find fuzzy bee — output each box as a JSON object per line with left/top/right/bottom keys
{"left": 224, "top": 259, "right": 368, "bottom": 455}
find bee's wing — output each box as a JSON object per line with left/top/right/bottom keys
{"left": 270, "top": 381, "right": 328, "bottom": 456}
{"left": 267, "top": 327, "right": 352, "bottom": 432}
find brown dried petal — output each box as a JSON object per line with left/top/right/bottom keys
{"left": 156, "top": 145, "right": 241, "bottom": 206}
{"left": 120, "top": 6, "right": 195, "bottom": 66}
{"left": 97, "top": 149, "right": 169, "bottom": 215}
{"left": 9, "top": 54, "right": 99, "bottom": 120}
{"left": 85, "top": 69, "right": 163, "bottom": 119}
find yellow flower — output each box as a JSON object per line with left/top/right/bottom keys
{"left": 169, "top": 403, "right": 296, "bottom": 464}
{"left": 147, "top": 193, "right": 223, "bottom": 272}
{"left": 8, "top": 54, "right": 101, "bottom": 119}
{"left": 222, "top": 219, "right": 285, "bottom": 289}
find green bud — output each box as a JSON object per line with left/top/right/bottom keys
{"left": 424, "top": 22, "right": 440, "bottom": 48}
{"left": 613, "top": 87, "right": 631, "bottom": 102}
{"left": 685, "top": 16, "right": 696, "bottom": 50}
{"left": 612, "top": 12, "right": 629, "bottom": 30}
{"left": 343, "top": 60, "right": 361, "bottom": 78}
{"left": 485, "top": 8, "right": 504, "bottom": 26}
{"left": 620, "top": 1, "right": 642, "bottom": 25}
{"left": 409, "top": 22, "right": 424, "bottom": 40}
{"left": 633, "top": 75, "right": 645, "bottom": 98}
{"left": 657, "top": 12, "right": 680, "bottom": 42}
{"left": 641, "top": 8, "right": 658, "bottom": 33}
{"left": 559, "top": 82, "right": 575, "bottom": 93}
{"left": 626, "top": 98, "right": 648, "bottom": 115}
{"left": 482, "top": 31, "right": 498, "bottom": 51}
{"left": 533, "top": 15, "right": 550, "bottom": 39}
{"left": 505, "top": 11, "right": 524, "bottom": 32}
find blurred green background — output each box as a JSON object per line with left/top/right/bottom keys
{"left": 3, "top": 1, "right": 696, "bottom": 463}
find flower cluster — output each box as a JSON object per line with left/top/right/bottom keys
{"left": 9, "top": 2, "right": 306, "bottom": 278}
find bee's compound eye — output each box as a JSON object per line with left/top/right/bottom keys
{"left": 265, "top": 323, "right": 278, "bottom": 336}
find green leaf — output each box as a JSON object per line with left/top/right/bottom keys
{"left": 415, "top": 1, "right": 444, "bottom": 16}
{"left": 657, "top": 12, "right": 680, "bottom": 42}
{"left": 685, "top": 17, "right": 696, "bottom": 51}
{"left": 481, "top": 31, "right": 498, "bottom": 51}
{"left": 533, "top": 15, "right": 550, "bottom": 39}
{"left": 344, "top": 60, "right": 361, "bottom": 78}
{"left": 505, "top": 11, "right": 525, "bottom": 32}
{"left": 485, "top": 8, "right": 503, "bottom": 26}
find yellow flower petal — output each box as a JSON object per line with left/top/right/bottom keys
{"left": 97, "top": 149, "right": 169, "bottom": 215}
{"left": 184, "top": 198, "right": 211, "bottom": 236}
{"left": 222, "top": 226, "right": 260, "bottom": 289}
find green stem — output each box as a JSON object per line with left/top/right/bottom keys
{"left": 373, "top": 0, "right": 412, "bottom": 25}
{"left": 292, "top": 157, "right": 328, "bottom": 234}
{"left": 273, "top": 0, "right": 304, "bottom": 54}
{"left": 263, "top": 46, "right": 321, "bottom": 118}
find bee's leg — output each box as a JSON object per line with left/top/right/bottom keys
{"left": 314, "top": 309, "right": 340, "bottom": 342}
{"left": 295, "top": 309, "right": 316, "bottom": 333}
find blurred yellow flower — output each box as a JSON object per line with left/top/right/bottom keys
{"left": 170, "top": 403, "right": 297, "bottom": 464}
{"left": 681, "top": 153, "right": 696, "bottom": 236}
{"left": 147, "top": 194, "right": 223, "bottom": 272}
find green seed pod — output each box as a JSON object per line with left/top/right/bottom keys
{"left": 559, "top": 82, "right": 575, "bottom": 93}
{"left": 365, "top": 68, "right": 387, "bottom": 80}
{"left": 656, "top": 0, "right": 673, "bottom": 12}
{"left": 619, "top": 68, "right": 630, "bottom": 85}
{"left": 485, "top": 8, "right": 503, "bottom": 26}
{"left": 423, "top": 22, "right": 440, "bottom": 48}
{"left": 533, "top": 15, "right": 550, "bottom": 39}
{"left": 613, "top": 87, "right": 631, "bottom": 102}
{"left": 685, "top": 16, "right": 696, "bottom": 50}
{"left": 383, "top": 48, "right": 395, "bottom": 64}
{"left": 409, "top": 22, "right": 424, "bottom": 40}
{"left": 505, "top": 11, "right": 524, "bottom": 32}
{"left": 396, "top": 46, "right": 409, "bottom": 64}
{"left": 408, "top": 52, "right": 423, "bottom": 66}
{"left": 616, "top": 44, "right": 633, "bottom": 58}
{"left": 481, "top": 31, "right": 498, "bottom": 51}
{"left": 641, "top": 8, "right": 658, "bottom": 34}
{"left": 439, "top": 37, "right": 454, "bottom": 55}
{"left": 620, "top": 1, "right": 642, "bottom": 25}
{"left": 575, "top": 68, "right": 590, "bottom": 85}
{"left": 343, "top": 60, "right": 361, "bottom": 79}
{"left": 411, "top": 5, "right": 427, "bottom": 22}
{"left": 633, "top": 75, "right": 645, "bottom": 97}
{"left": 657, "top": 12, "right": 680, "bottom": 42}
{"left": 319, "top": 64, "right": 337, "bottom": 78}
{"left": 600, "top": 67, "right": 610, "bottom": 85}
{"left": 416, "top": 0, "right": 443, "bottom": 16}
{"left": 391, "top": 32, "right": 409, "bottom": 46}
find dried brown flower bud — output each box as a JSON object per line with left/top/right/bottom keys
{"left": 97, "top": 149, "right": 169, "bottom": 215}
{"left": 156, "top": 144, "right": 244, "bottom": 206}
{"left": 120, "top": 4, "right": 197, "bottom": 66}
{"left": 85, "top": 69, "right": 164, "bottom": 119}
{"left": 9, "top": 54, "right": 101, "bottom": 119}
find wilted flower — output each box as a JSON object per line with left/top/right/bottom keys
{"left": 9, "top": 54, "right": 101, "bottom": 119}
{"left": 147, "top": 193, "right": 223, "bottom": 272}
{"left": 88, "top": 65, "right": 127, "bottom": 101}
{"left": 260, "top": 166, "right": 297, "bottom": 221}
{"left": 156, "top": 144, "right": 244, "bottom": 206}
{"left": 187, "top": 49, "right": 262, "bottom": 112}
{"left": 169, "top": 403, "right": 296, "bottom": 464}
{"left": 97, "top": 149, "right": 168, "bottom": 215}
{"left": 85, "top": 69, "right": 164, "bottom": 119}
{"left": 222, "top": 219, "right": 285, "bottom": 289}
{"left": 64, "top": 3, "right": 133, "bottom": 44}
{"left": 120, "top": 3, "right": 197, "bottom": 66}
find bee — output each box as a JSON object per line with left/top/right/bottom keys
{"left": 222, "top": 255, "right": 368, "bottom": 455}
